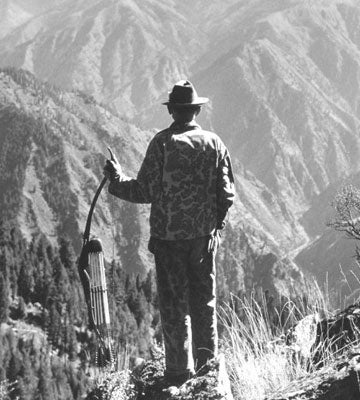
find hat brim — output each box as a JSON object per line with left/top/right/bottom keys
{"left": 162, "top": 97, "right": 209, "bottom": 106}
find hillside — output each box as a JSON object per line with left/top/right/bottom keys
{"left": 0, "top": 216, "right": 160, "bottom": 399}
{"left": 0, "top": 66, "right": 304, "bottom": 297}
{"left": 0, "top": 67, "right": 307, "bottom": 399}
{"left": 0, "top": 67, "right": 153, "bottom": 274}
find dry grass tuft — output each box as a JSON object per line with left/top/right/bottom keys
{"left": 219, "top": 283, "right": 337, "bottom": 400}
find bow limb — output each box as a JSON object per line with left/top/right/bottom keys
{"left": 83, "top": 177, "right": 108, "bottom": 244}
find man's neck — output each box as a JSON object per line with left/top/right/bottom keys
{"left": 173, "top": 116, "right": 196, "bottom": 124}
{"left": 170, "top": 120, "right": 200, "bottom": 133}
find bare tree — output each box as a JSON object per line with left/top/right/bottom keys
{"left": 328, "top": 184, "right": 360, "bottom": 240}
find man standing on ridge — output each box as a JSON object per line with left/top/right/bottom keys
{"left": 103, "top": 80, "right": 235, "bottom": 386}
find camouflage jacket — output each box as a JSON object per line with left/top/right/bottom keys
{"left": 108, "top": 121, "right": 235, "bottom": 240}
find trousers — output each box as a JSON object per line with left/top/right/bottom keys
{"left": 149, "top": 235, "right": 218, "bottom": 378}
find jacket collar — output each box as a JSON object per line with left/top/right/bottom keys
{"left": 170, "top": 120, "right": 201, "bottom": 132}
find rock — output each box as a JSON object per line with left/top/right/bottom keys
{"left": 313, "top": 303, "right": 360, "bottom": 368}
{"left": 133, "top": 355, "right": 234, "bottom": 400}
{"left": 267, "top": 346, "right": 360, "bottom": 400}
{"left": 269, "top": 303, "right": 360, "bottom": 399}
{"left": 86, "top": 354, "right": 234, "bottom": 400}
{"left": 86, "top": 304, "right": 360, "bottom": 400}
{"left": 286, "top": 313, "right": 320, "bottom": 360}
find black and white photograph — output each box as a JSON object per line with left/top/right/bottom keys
{"left": 1, "top": 1, "right": 360, "bottom": 399}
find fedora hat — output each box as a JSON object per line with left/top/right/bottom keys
{"left": 162, "top": 80, "right": 209, "bottom": 106}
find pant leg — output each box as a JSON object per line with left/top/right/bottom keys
{"left": 152, "top": 238, "right": 195, "bottom": 377}
{"left": 188, "top": 236, "right": 218, "bottom": 371}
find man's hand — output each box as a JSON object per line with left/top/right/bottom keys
{"left": 103, "top": 147, "right": 122, "bottom": 181}
{"left": 208, "top": 229, "right": 222, "bottom": 253}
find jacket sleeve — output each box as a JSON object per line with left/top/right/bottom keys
{"left": 108, "top": 137, "right": 163, "bottom": 204}
{"left": 216, "top": 149, "right": 235, "bottom": 229}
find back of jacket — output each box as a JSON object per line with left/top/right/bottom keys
{"left": 108, "top": 121, "right": 235, "bottom": 240}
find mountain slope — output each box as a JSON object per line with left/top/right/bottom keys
{"left": 0, "top": 0, "right": 203, "bottom": 119}
{"left": 195, "top": 0, "right": 360, "bottom": 208}
{"left": 0, "top": 67, "right": 153, "bottom": 274}
{"left": 0, "top": 0, "right": 68, "bottom": 39}
{"left": 3, "top": 0, "right": 360, "bottom": 289}
{"left": 0, "top": 0, "right": 325, "bottom": 253}
{"left": 0, "top": 68, "right": 303, "bottom": 299}
{"left": 191, "top": 0, "right": 360, "bottom": 288}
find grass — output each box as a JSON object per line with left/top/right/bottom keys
{"left": 86, "top": 277, "right": 359, "bottom": 400}
{"left": 219, "top": 281, "right": 336, "bottom": 400}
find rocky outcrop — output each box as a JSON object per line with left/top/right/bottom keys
{"left": 87, "top": 354, "right": 234, "bottom": 400}
{"left": 313, "top": 303, "right": 360, "bottom": 367}
{"left": 268, "top": 346, "right": 360, "bottom": 400}
{"left": 87, "top": 303, "right": 360, "bottom": 400}
{"left": 271, "top": 303, "right": 360, "bottom": 400}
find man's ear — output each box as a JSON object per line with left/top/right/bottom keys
{"left": 167, "top": 105, "right": 173, "bottom": 114}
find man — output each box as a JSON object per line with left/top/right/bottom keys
{"left": 104, "top": 80, "right": 235, "bottom": 385}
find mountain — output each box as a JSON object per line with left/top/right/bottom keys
{"left": 195, "top": 0, "right": 360, "bottom": 212}
{"left": 0, "top": 0, "right": 202, "bottom": 119}
{"left": 142, "top": 0, "right": 360, "bottom": 291}
{"left": 192, "top": 0, "right": 360, "bottom": 288}
{"left": 2, "top": 0, "right": 360, "bottom": 291}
